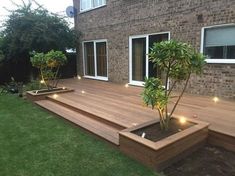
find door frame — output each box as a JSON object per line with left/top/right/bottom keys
{"left": 129, "top": 31, "right": 170, "bottom": 86}
{"left": 82, "top": 39, "right": 108, "bottom": 81}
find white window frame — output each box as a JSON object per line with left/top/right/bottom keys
{"left": 129, "top": 32, "right": 170, "bottom": 87}
{"left": 82, "top": 39, "right": 108, "bottom": 81}
{"left": 200, "top": 23, "right": 235, "bottom": 64}
{"left": 80, "top": 0, "right": 106, "bottom": 13}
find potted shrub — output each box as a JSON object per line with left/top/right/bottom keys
{"left": 26, "top": 50, "right": 73, "bottom": 101}
{"left": 119, "top": 40, "right": 209, "bottom": 170}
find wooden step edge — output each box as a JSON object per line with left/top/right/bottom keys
{"left": 46, "top": 96, "right": 128, "bottom": 130}
{"left": 36, "top": 100, "right": 119, "bottom": 145}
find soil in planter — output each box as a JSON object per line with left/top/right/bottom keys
{"left": 163, "top": 145, "right": 235, "bottom": 176}
{"left": 132, "top": 119, "right": 195, "bottom": 142}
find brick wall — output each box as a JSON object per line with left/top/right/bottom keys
{"left": 73, "top": 0, "right": 235, "bottom": 99}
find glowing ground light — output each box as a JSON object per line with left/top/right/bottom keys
{"left": 62, "top": 87, "right": 66, "bottom": 90}
{"left": 77, "top": 75, "right": 82, "bottom": 80}
{"left": 125, "top": 83, "right": 129, "bottom": 88}
{"left": 40, "top": 80, "right": 45, "bottom": 84}
{"left": 81, "top": 90, "right": 85, "bottom": 94}
{"left": 213, "top": 97, "right": 219, "bottom": 103}
{"left": 179, "top": 117, "right": 187, "bottom": 124}
{"left": 53, "top": 94, "right": 58, "bottom": 99}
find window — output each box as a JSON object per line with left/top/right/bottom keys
{"left": 80, "top": 0, "right": 106, "bottom": 12}
{"left": 202, "top": 25, "right": 235, "bottom": 63}
{"left": 83, "top": 40, "right": 108, "bottom": 80}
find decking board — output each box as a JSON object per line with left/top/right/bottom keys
{"left": 33, "top": 78, "right": 235, "bottom": 149}
{"left": 58, "top": 78, "right": 235, "bottom": 137}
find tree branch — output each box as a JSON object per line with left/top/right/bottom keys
{"left": 169, "top": 73, "right": 191, "bottom": 118}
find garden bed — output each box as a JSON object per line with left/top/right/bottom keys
{"left": 164, "top": 145, "right": 235, "bottom": 175}
{"left": 132, "top": 118, "right": 195, "bottom": 142}
{"left": 26, "top": 87, "right": 74, "bottom": 101}
{"left": 119, "top": 117, "right": 209, "bottom": 171}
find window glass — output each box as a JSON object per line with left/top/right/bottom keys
{"left": 204, "top": 46, "right": 223, "bottom": 59}
{"left": 97, "top": 0, "right": 106, "bottom": 6}
{"left": 84, "top": 42, "right": 95, "bottom": 76}
{"left": 132, "top": 38, "right": 146, "bottom": 81}
{"left": 81, "top": 0, "right": 92, "bottom": 11}
{"left": 148, "top": 34, "right": 168, "bottom": 78}
{"left": 204, "top": 26, "right": 235, "bottom": 59}
{"left": 93, "top": 0, "right": 98, "bottom": 7}
{"left": 96, "top": 42, "right": 107, "bottom": 77}
{"left": 81, "top": 0, "right": 106, "bottom": 11}
{"left": 227, "top": 46, "right": 235, "bottom": 59}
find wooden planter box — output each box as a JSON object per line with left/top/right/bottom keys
{"left": 119, "top": 116, "right": 209, "bottom": 171}
{"left": 26, "top": 87, "right": 74, "bottom": 101}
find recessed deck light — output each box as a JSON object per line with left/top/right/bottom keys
{"left": 53, "top": 94, "right": 58, "bottom": 99}
{"left": 213, "top": 97, "right": 219, "bottom": 103}
{"left": 179, "top": 117, "right": 187, "bottom": 124}
{"left": 77, "top": 75, "right": 81, "bottom": 80}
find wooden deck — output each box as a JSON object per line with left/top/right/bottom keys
{"left": 36, "top": 78, "right": 235, "bottom": 150}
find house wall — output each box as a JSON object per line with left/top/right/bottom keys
{"left": 73, "top": 0, "right": 235, "bottom": 99}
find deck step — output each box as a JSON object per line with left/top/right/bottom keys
{"left": 46, "top": 94, "right": 135, "bottom": 129}
{"left": 36, "top": 100, "right": 121, "bottom": 145}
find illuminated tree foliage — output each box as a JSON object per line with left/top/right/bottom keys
{"left": 142, "top": 40, "right": 206, "bottom": 131}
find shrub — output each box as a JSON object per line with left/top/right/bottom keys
{"left": 142, "top": 40, "right": 206, "bottom": 131}
{"left": 30, "top": 50, "right": 67, "bottom": 90}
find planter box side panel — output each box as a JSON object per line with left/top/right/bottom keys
{"left": 120, "top": 127, "right": 208, "bottom": 171}
{"left": 120, "top": 135, "right": 157, "bottom": 168}
{"left": 153, "top": 127, "right": 208, "bottom": 170}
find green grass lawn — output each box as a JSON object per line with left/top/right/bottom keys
{"left": 0, "top": 94, "right": 160, "bottom": 176}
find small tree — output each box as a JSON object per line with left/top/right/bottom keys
{"left": 142, "top": 40, "right": 205, "bottom": 131}
{"left": 30, "top": 50, "right": 67, "bottom": 90}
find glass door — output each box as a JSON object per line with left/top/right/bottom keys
{"left": 84, "top": 42, "right": 95, "bottom": 76}
{"left": 83, "top": 40, "right": 108, "bottom": 81}
{"left": 129, "top": 32, "right": 169, "bottom": 86}
{"left": 96, "top": 42, "right": 107, "bottom": 77}
{"left": 132, "top": 37, "right": 146, "bottom": 83}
